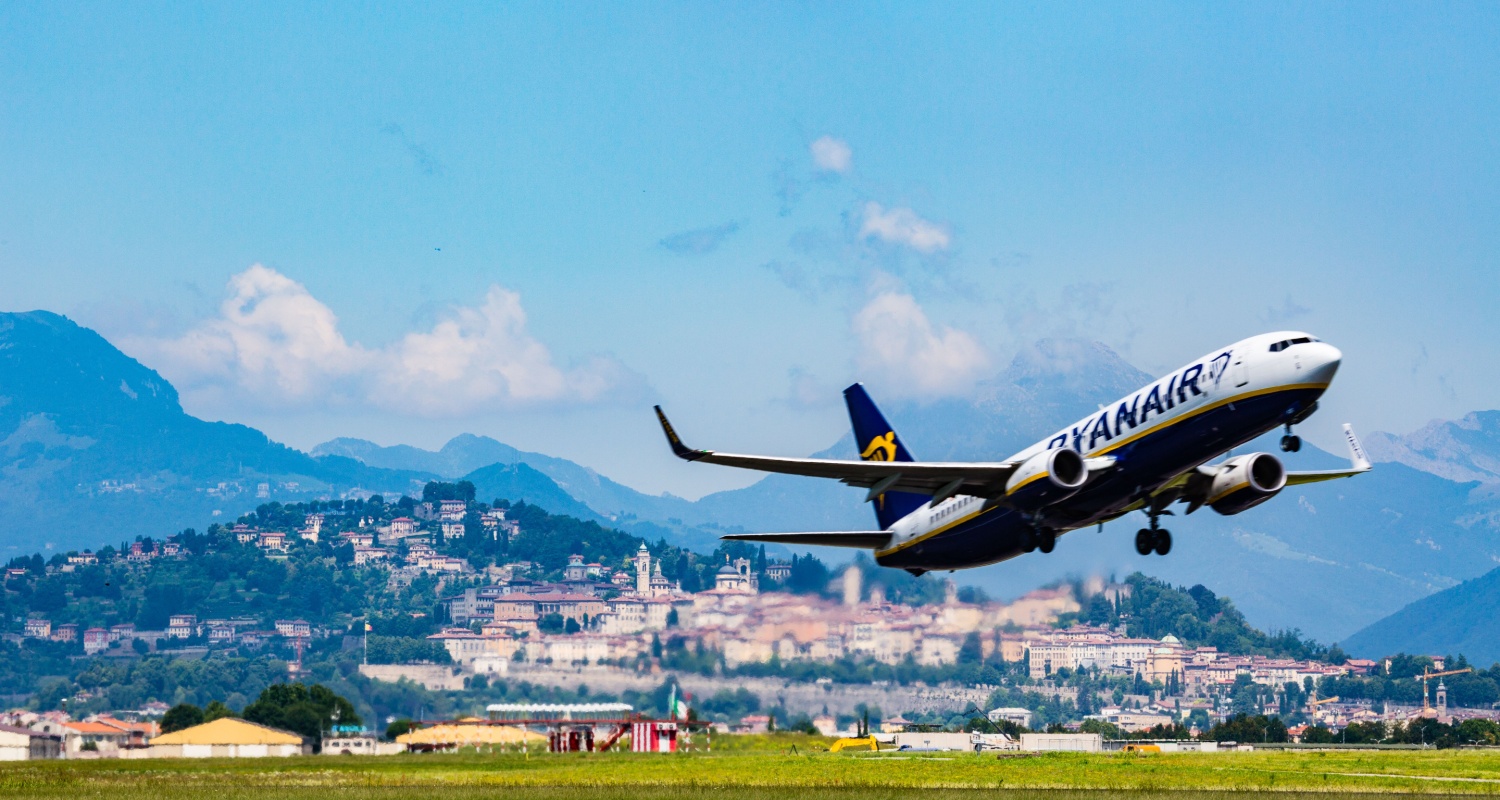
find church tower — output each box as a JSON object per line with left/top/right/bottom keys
{"left": 634, "top": 543, "right": 651, "bottom": 596}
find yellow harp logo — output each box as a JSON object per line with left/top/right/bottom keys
{"left": 861, "top": 431, "right": 897, "bottom": 462}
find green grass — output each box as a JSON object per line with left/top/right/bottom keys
{"left": 3, "top": 740, "right": 1500, "bottom": 799}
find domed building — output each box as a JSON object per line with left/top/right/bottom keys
{"left": 714, "top": 557, "right": 757, "bottom": 594}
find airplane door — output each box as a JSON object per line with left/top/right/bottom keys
{"left": 1231, "top": 355, "right": 1249, "bottom": 388}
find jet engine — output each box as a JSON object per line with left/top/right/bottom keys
{"left": 1004, "top": 448, "right": 1088, "bottom": 511}
{"left": 1207, "top": 453, "right": 1287, "bottom": 515}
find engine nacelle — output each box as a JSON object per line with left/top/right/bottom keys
{"left": 1005, "top": 448, "right": 1087, "bottom": 511}
{"left": 1207, "top": 453, "right": 1287, "bottom": 515}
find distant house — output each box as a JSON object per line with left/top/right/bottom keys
{"left": 735, "top": 715, "right": 770, "bottom": 734}
{"left": 481, "top": 509, "right": 504, "bottom": 533}
{"left": 67, "top": 551, "right": 98, "bottom": 566}
{"left": 987, "top": 707, "right": 1034, "bottom": 728}
{"left": 238, "top": 631, "right": 272, "bottom": 649}
{"left": 59, "top": 716, "right": 155, "bottom": 755}
{"left": 83, "top": 628, "right": 111, "bottom": 655}
{"left": 388, "top": 517, "right": 416, "bottom": 538}
{"left": 440, "top": 522, "right": 465, "bottom": 540}
{"left": 257, "top": 531, "right": 287, "bottom": 551}
{"left": 765, "top": 562, "right": 792, "bottom": 582}
{"left": 166, "top": 615, "right": 197, "bottom": 639}
{"left": 208, "top": 626, "right": 237, "bottom": 645}
{"left": 23, "top": 619, "right": 51, "bottom": 639}
{"left": 52, "top": 623, "right": 77, "bottom": 643}
{"left": 341, "top": 531, "right": 375, "bottom": 548}
{"left": 162, "top": 541, "right": 182, "bottom": 557}
{"left": 233, "top": 525, "right": 257, "bottom": 544}
{"left": 439, "top": 499, "right": 467, "bottom": 521}
{"left": 109, "top": 623, "right": 135, "bottom": 641}
{"left": 275, "top": 619, "right": 311, "bottom": 639}
{"left": 0, "top": 724, "right": 62, "bottom": 760}
{"left": 353, "top": 546, "right": 389, "bottom": 566}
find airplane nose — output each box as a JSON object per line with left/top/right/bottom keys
{"left": 1303, "top": 342, "right": 1342, "bottom": 384}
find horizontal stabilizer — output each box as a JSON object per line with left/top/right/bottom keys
{"left": 720, "top": 531, "right": 892, "bottom": 549}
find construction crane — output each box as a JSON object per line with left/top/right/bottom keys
{"left": 1415, "top": 667, "right": 1471, "bottom": 713}
{"left": 1305, "top": 691, "right": 1340, "bottom": 720}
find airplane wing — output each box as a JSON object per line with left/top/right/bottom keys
{"left": 1285, "top": 424, "right": 1372, "bottom": 485}
{"left": 719, "top": 531, "right": 892, "bottom": 549}
{"left": 654, "top": 406, "right": 1018, "bottom": 498}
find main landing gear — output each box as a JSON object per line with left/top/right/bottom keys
{"left": 1021, "top": 525, "right": 1057, "bottom": 554}
{"left": 1135, "top": 508, "right": 1172, "bottom": 556}
{"left": 1280, "top": 422, "right": 1302, "bottom": 453}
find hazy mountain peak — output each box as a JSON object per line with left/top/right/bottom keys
{"left": 1365, "top": 411, "right": 1500, "bottom": 484}
{"left": 984, "top": 338, "right": 1152, "bottom": 401}
{"left": 0, "top": 310, "right": 182, "bottom": 433}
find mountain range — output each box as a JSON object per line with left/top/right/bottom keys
{"left": 1366, "top": 411, "right": 1500, "bottom": 485}
{"left": 1342, "top": 563, "right": 1500, "bottom": 665}
{"left": 5, "top": 310, "right": 1500, "bottom": 648}
{"left": 0, "top": 311, "right": 434, "bottom": 550}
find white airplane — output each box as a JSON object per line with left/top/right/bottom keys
{"left": 654, "top": 331, "right": 1371, "bottom": 575}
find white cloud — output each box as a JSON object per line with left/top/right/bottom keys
{"left": 859, "top": 202, "right": 951, "bottom": 253}
{"left": 378, "top": 286, "right": 624, "bottom": 414}
{"left": 130, "top": 265, "right": 635, "bottom": 416}
{"left": 852, "top": 291, "right": 988, "bottom": 398}
{"left": 138, "top": 265, "right": 372, "bottom": 403}
{"left": 809, "top": 136, "right": 853, "bottom": 173}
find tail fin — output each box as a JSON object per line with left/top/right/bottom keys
{"left": 844, "top": 383, "right": 926, "bottom": 529}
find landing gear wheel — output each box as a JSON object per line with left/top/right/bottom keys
{"left": 1038, "top": 530, "right": 1056, "bottom": 554}
{"left": 1154, "top": 529, "right": 1172, "bottom": 556}
{"left": 1020, "top": 529, "right": 1037, "bottom": 553}
{"left": 1280, "top": 434, "right": 1302, "bottom": 453}
{"left": 1134, "top": 529, "right": 1154, "bottom": 556}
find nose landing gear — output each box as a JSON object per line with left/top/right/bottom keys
{"left": 1280, "top": 422, "right": 1302, "bottom": 453}
{"left": 1280, "top": 405, "right": 1316, "bottom": 452}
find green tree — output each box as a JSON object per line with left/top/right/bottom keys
{"left": 203, "top": 700, "right": 237, "bottom": 721}
{"left": 242, "top": 683, "right": 360, "bottom": 750}
{"left": 161, "top": 703, "right": 204, "bottom": 733}
{"left": 1301, "top": 726, "right": 1337, "bottom": 744}
{"left": 385, "top": 718, "right": 415, "bottom": 740}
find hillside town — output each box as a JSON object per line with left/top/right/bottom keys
{"left": 5, "top": 489, "right": 1500, "bottom": 763}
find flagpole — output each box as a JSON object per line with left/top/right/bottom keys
{"left": 363, "top": 622, "right": 368, "bottom": 666}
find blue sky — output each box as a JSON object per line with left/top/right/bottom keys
{"left": 3, "top": 3, "right": 1498, "bottom": 498}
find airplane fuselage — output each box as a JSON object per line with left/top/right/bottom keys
{"left": 874, "top": 332, "right": 1342, "bottom": 570}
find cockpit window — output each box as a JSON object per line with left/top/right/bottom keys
{"left": 1269, "top": 336, "right": 1315, "bottom": 353}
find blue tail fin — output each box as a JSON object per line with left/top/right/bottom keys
{"left": 844, "top": 383, "right": 926, "bottom": 530}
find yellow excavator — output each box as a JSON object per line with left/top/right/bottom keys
{"left": 830, "top": 736, "right": 879, "bottom": 752}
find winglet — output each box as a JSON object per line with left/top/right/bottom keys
{"left": 654, "top": 405, "right": 708, "bottom": 461}
{"left": 1342, "top": 423, "right": 1372, "bottom": 472}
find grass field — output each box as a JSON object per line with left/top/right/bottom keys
{"left": 3, "top": 736, "right": 1500, "bottom": 799}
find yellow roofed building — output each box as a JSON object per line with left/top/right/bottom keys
{"left": 148, "top": 717, "right": 310, "bottom": 758}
